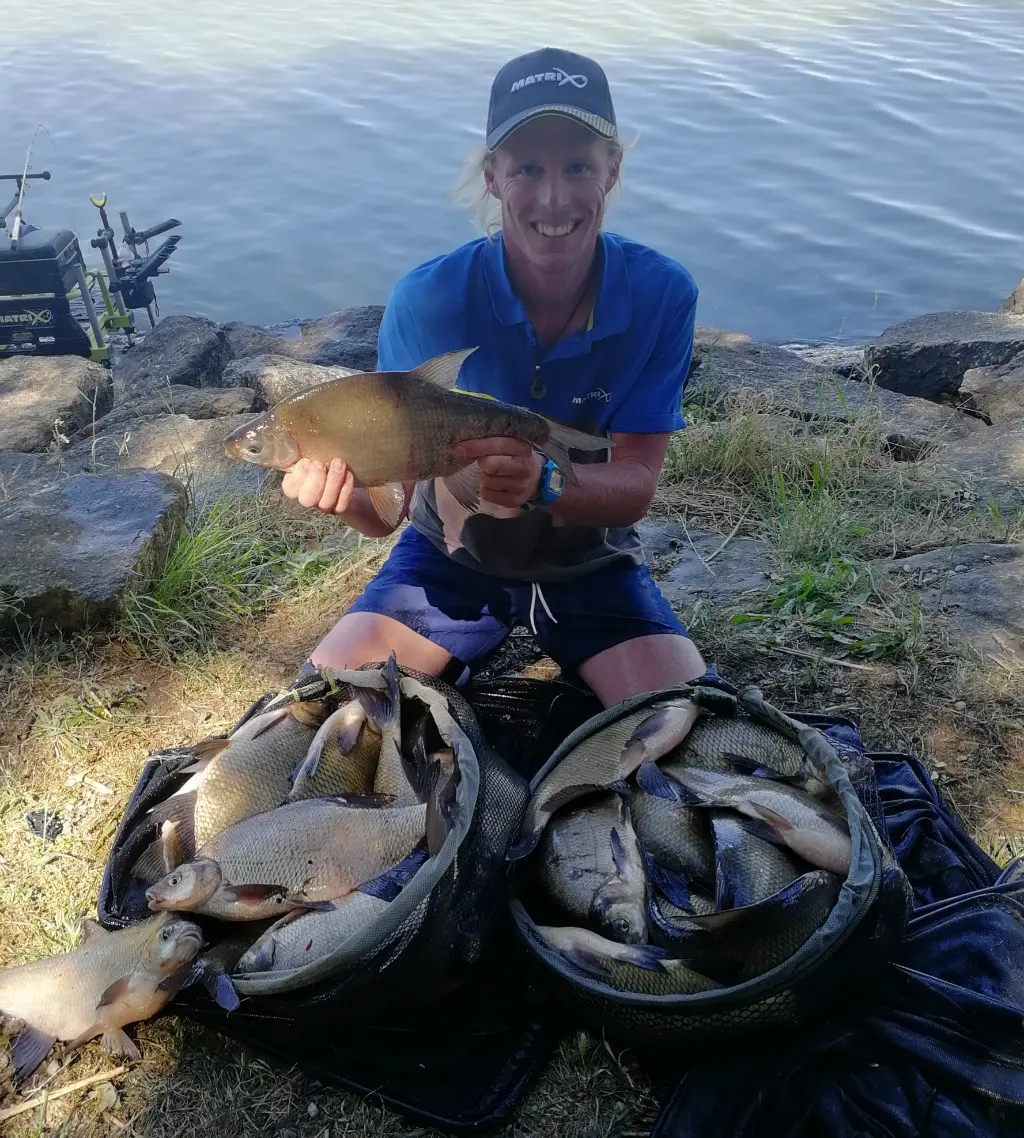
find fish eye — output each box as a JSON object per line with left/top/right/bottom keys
{"left": 611, "top": 918, "right": 630, "bottom": 936}
{"left": 168, "top": 873, "right": 181, "bottom": 886}
{"left": 161, "top": 928, "right": 170, "bottom": 940}
{"left": 245, "top": 443, "right": 261, "bottom": 454}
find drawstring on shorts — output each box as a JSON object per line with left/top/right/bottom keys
{"left": 528, "top": 582, "right": 558, "bottom": 636}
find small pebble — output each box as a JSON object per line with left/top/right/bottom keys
{"left": 954, "top": 564, "right": 967, "bottom": 573}
{"left": 45, "top": 1059, "right": 60, "bottom": 1077}
{"left": 278, "top": 1130, "right": 297, "bottom": 1138}
{"left": 902, "top": 564, "right": 914, "bottom": 574}
{"left": 982, "top": 554, "right": 991, "bottom": 561}
{"left": 954, "top": 700, "right": 967, "bottom": 711}
{"left": 307, "top": 1103, "right": 319, "bottom": 1118}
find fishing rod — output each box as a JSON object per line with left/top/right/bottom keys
{"left": 1, "top": 125, "right": 49, "bottom": 249}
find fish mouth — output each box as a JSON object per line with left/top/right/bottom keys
{"left": 532, "top": 220, "right": 582, "bottom": 238}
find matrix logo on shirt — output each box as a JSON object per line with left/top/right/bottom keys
{"left": 511, "top": 68, "right": 588, "bottom": 93}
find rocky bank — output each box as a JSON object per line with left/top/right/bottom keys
{"left": 1, "top": 279, "right": 1023, "bottom": 643}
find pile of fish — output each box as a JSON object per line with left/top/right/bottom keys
{"left": 0, "top": 656, "right": 461, "bottom": 1082}
{"left": 512, "top": 695, "right": 852, "bottom": 995}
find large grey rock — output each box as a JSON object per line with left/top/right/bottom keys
{"left": 957, "top": 352, "right": 1024, "bottom": 424}
{"left": 689, "top": 340, "right": 982, "bottom": 456}
{"left": 0, "top": 471, "right": 186, "bottom": 632}
{"left": 0, "top": 451, "right": 62, "bottom": 497}
{"left": 863, "top": 311, "right": 1024, "bottom": 400}
{"left": 639, "top": 521, "right": 773, "bottom": 608}
{"left": 67, "top": 385, "right": 256, "bottom": 443}
{"left": 877, "top": 543, "right": 1024, "bottom": 665}
{"left": 113, "top": 315, "right": 231, "bottom": 395}
{"left": 0, "top": 356, "right": 113, "bottom": 453}
{"left": 60, "top": 412, "right": 271, "bottom": 499}
{"left": 923, "top": 417, "right": 1024, "bottom": 513}
{"left": 1003, "top": 278, "right": 1024, "bottom": 315}
{"left": 223, "top": 306, "right": 384, "bottom": 373}
{"left": 222, "top": 354, "right": 359, "bottom": 408}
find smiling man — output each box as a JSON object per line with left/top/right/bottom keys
{"left": 282, "top": 47, "right": 706, "bottom": 706}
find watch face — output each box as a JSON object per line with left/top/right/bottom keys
{"left": 549, "top": 467, "right": 566, "bottom": 495}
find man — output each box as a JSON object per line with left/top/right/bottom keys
{"left": 282, "top": 47, "right": 706, "bottom": 706}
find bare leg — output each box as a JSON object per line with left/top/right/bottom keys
{"left": 310, "top": 612, "right": 453, "bottom": 675}
{"left": 577, "top": 634, "right": 706, "bottom": 708}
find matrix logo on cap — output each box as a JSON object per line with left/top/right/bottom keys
{"left": 511, "top": 67, "right": 588, "bottom": 93}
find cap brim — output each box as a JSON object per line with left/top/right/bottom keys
{"left": 486, "top": 105, "right": 617, "bottom": 152}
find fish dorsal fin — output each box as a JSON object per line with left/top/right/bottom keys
{"left": 409, "top": 347, "right": 477, "bottom": 390}
{"left": 81, "top": 917, "right": 109, "bottom": 944}
{"left": 97, "top": 975, "right": 132, "bottom": 1009}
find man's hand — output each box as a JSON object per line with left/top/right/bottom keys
{"left": 281, "top": 457, "right": 355, "bottom": 514}
{"left": 455, "top": 438, "right": 545, "bottom": 510}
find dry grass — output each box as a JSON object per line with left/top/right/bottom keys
{"left": 2, "top": 370, "right": 1024, "bottom": 1134}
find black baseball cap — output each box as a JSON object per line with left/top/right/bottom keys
{"left": 485, "top": 48, "right": 618, "bottom": 152}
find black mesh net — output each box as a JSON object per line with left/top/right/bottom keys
{"left": 96, "top": 665, "right": 546, "bottom": 1129}
{"left": 506, "top": 681, "right": 914, "bottom": 1054}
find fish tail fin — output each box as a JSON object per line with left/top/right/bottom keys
{"left": 11, "top": 1027, "right": 56, "bottom": 1080}
{"left": 644, "top": 852, "right": 698, "bottom": 913}
{"left": 358, "top": 844, "right": 429, "bottom": 901}
{"left": 542, "top": 420, "right": 613, "bottom": 479}
{"left": 635, "top": 760, "right": 686, "bottom": 802}
{"left": 353, "top": 654, "right": 401, "bottom": 728}
{"left": 400, "top": 717, "right": 440, "bottom": 806}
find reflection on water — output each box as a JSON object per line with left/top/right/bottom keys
{"left": 2, "top": 0, "right": 1023, "bottom": 343}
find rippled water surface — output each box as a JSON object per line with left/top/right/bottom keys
{"left": 3, "top": 0, "right": 1023, "bottom": 343}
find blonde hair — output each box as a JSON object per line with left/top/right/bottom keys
{"left": 452, "top": 133, "right": 630, "bottom": 237}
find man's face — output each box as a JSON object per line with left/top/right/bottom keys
{"left": 485, "top": 116, "right": 619, "bottom": 275}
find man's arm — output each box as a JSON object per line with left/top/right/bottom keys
{"left": 455, "top": 430, "right": 671, "bottom": 526}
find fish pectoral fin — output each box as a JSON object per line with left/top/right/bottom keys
{"left": 609, "top": 827, "right": 628, "bottom": 875}
{"left": 284, "top": 891, "right": 337, "bottom": 912}
{"left": 289, "top": 701, "right": 329, "bottom": 729}
{"left": 11, "top": 1026, "right": 57, "bottom": 1080}
{"left": 97, "top": 975, "right": 134, "bottom": 1009}
{"left": 138, "top": 792, "right": 198, "bottom": 875}
{"left": 367, "top": 483, "right": 407, "bottom": 529}
{"left": 441, "top": 464, "right": 481, "bottom": 512}
{"left": 100, "top": 1027, "right": 141, "bottom": 1062}
{"left": 635, "top": 760, "right": 686, "bottom": 801}
{"left": 409, "top": 346, "right": 478, "bottom": 390}
{"left": 156, "top": 960, "right": 201, "bottom": 998}
{"left": 734, "top": 812, "right": 789, "bottom": 847}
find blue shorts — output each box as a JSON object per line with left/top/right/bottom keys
{"left": 346, "top": 526, "right": 688, "bottom": 676}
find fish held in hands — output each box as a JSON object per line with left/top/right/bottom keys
{"left": 223, "top": 347, "right": 613, "bottom": 526}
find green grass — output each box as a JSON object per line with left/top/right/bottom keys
{"left": 118, "top": 489, "right": 392, "bottom": 658}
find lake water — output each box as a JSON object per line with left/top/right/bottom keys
{"left": 3, "top": 0, "right": 1023, "bottom": 345}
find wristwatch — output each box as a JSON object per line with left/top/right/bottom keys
{"left": 529, "top": 457, "right": 566, "bottom": 506}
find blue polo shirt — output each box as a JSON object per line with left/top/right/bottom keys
{"left": 377, "top": 229, "right": 698, "bottom": 582}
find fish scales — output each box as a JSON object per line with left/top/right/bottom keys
{"left": 629, "top": 786, "right": 715, "bottom": 888}
{"left": 199, "top": 799, "right": 428, "bottom": 905}
{"left": 669, "top": 767, "right": 852, "bottom": 875}
{"left": 278, "top": 373, "right": 550, "bottom": 486}
{"left": 664, "top": 716, "right": 809, "bottom": 778}
{"left": 289, "top": 701, "right": 381, "bottom": 801}
{"left": 537, "top": 925, "right": 722, "bottom": 997}
{"left": 711, "top": 811, "right": 805, "bottom": 908}
{"left": 235, "top": 892, "right": 391, "bottom": 974}
{"left": 649, "top": 870, "right": 843, "bottom": 984}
